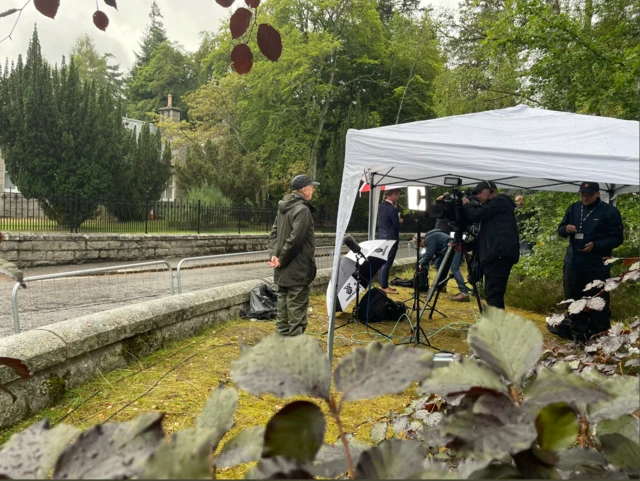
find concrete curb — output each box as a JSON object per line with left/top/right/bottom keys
{"left": 0, "top": 258, "right": 414, "bottom": 429}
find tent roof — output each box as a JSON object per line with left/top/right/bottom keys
{"left": 345, "top": 105, "right": 639, "bottom": 194}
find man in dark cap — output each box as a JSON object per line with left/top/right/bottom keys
{"left": 461, "top": 180, "right": 520, "bottom": 309}
{"left": 554, "top": 182, "right": 623, "bottom": 339}
{"left": 377, "top": 188, "right": 403, "bottom": 294}
{"left": 268, "top": 175, "right": 319, "bottom": 336}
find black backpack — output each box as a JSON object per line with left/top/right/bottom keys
{"left": 357, "top": 288, "right": 407, "bottom": 324}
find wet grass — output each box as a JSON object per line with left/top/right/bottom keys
{"left": 0, "top": 265, "right": 557, "bottom": 479}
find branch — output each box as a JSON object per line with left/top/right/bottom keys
{"left": 0, "top": 0, "right": 31, "bottom": 44}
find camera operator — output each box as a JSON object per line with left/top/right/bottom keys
{"left": 461, "top": 181, "right": 520, "bottom": 309}
{"left": 268, "top": 174, "right": 319, "bottom": 337}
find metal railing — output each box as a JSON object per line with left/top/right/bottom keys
{"left": 176, "top": 250, "right": 269, "bottom": 294}
{"left": 11, "top": 260, "right": 174, "bottom": 334}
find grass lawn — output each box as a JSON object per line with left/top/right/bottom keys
{"left": 0, "top": 265, "right": 561, "bottom": 478}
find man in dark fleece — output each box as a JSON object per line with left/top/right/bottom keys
{"left": 268, "top": 175, "right": 319, "bottom": 336}
{"left": 462, "top": 181, "right": 520, "bottom": 309}
{"left": 554, "top": 182, "right": 623, "bottom": 339}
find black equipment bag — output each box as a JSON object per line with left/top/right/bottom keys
{"left": 357, "top": 288, "right": 407, "bottom": 324}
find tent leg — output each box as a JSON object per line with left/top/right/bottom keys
{"left": 368, "top": 173, "right": 376, "bottom": 240}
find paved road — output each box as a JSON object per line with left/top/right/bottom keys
{"left": 0, "top": 244, "right": 413, "bottom": 338}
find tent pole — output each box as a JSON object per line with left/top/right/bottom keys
{"left": 609, "top": 184, "right": 617, "bottom": 207}
{"left": 368, "top": 173, "right": 376, "bottom": 240}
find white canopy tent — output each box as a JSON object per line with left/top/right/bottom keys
{"left": 326, "top": 105, "right": 639, "bottom": 362}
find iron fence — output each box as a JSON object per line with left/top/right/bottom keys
{"left": 0, "top": 191, "right": 369, "bottom": 234}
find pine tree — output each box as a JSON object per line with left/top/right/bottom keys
{"left": 107, "top": 123, "right": 172, "bottom": 221}
{"left": 133, "top": 2, "right": 168, "bottom": 70}
{"left": 176, "top": 141, "right": 217, "bottom": 192}
{"left": 0, "top": 27, "right": 130, "bottom": 228}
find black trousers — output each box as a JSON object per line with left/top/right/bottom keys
{"left": 563, "top": 265, "right": 611, "bottom": 334}
{"left": 378, "top": 240, "right": 399, "bottom": 288}
{"left": 483, "top": 260, "right": 514, "bottom": 309}
{"left": 485, "top": 274, "right": 510, "bottom": 309}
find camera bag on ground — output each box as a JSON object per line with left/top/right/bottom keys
{"left": 357, "top": 287, "right": 407, "bottom": 324}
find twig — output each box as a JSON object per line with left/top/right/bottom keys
{"left": 329, "top": 396, "right": 355, "bottom": 479}
{"left": 102, "top": 343, "right": 236, "bottom": 424}
{"left": 0, "top": 0, "right": 31, "bottom": 44}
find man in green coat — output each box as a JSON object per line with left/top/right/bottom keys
{"left": 268, "top": 175, "right": 319, "bottom": 336}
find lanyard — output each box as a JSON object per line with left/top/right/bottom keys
{"left": 579, "top": 203, "right": 599, "bottom": 231}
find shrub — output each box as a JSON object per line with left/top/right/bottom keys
{"left": 0, "top": 307, "right": 637, "bottom": 479}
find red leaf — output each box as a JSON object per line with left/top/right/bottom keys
{"left": 245, "top": 0, "right": 260, "bottom": 7}
{"left": 0, "top": 357, "right": 30, "bottom": 379}
{"left": 257, "top": 24, "right": 282, "bottom": 62}
{"left": 231, "top": 44, "right": 253, "bottom": 75}
{"left": 93, "top": 10, "right": 109, "bottom": 31}
{"left": 34, "top": 0, "right": 60, "bottom": 19}
{"left": 230, "top": 8, "right": 252, "bottom": 40}
{"left": 216, "top": 0, "right": 235, "bottom": 7}
{"left": 104, "top": 0, "right": 118, "bottom": 10}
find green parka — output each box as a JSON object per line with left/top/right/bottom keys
{"left": 268, "top": 193, "right": 317, "bottom": 287}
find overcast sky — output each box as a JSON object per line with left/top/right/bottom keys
{"left": 0, "top": 0, "right": 459, "bottom": 71}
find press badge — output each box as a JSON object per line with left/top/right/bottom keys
{"left": 575, "top": 233, "right": 584, "bottom": 240}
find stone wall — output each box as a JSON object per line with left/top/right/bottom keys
{"left": 0, "top": 259, "right": 414, "bottom": 429}
{"left": 0, "top": 232, "right": 413, "bottom": 268}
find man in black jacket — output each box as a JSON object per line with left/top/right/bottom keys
{"left": 462, "top": 181, "right": 520, "bottom": 309}
{"left": 268, "top": 175, "right": 319, "bottom": 336}
{"left": 556, "top": 182, "right": 623, "bottom": 337}
{"left": 377, "top": 189, "right": 403, "bottom": 294}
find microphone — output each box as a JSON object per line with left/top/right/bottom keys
{"left": 344, "top": 235, "right": 362, "bottom": 255}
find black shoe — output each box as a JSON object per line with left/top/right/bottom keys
{"left": 547, "top": 317, "right": 573, "bottom": 340}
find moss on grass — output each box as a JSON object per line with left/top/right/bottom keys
{"left": 0, "top": 265, "right": 557, "bottom": 478}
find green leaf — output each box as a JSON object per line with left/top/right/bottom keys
{"left": 467, "top": 463, "right": 522, "bottom": 479}
{"left": 439, "top": 411, "right": 537, "bottom": 458}
{"left": 523, "top": 363, "right": 610, "bottom": 419}
{"left": 309, "top": 443, "right": 364, "bottom": 478}
{"left": 263, "top": 401, "right": 325, "bottom": 464}
{"left": 587, "top": 374, "right": 640, "bottom": 423}
{"left": 467, "top": 308, "right": 543, "bottom": 386}
{"left": 143, "top": 385, "right": 238, "bottom": 479}
{"left": 0, "top": 419, "right": 80, "bottom": 479}
{"left": 370, "top": 421, "right": 388, "bottom": 446}
{"left": 596, "top": 415, "right": 640, "bottom": 441}
{"left": 419, "top": 359, "right": 508, "bottom": 397}
{"left": 214, "top": 426, "right": 264, "bottom": 468}
{"left": 555, "top": 447, "right": 607, "bottom": 471}
{"left": 599, "top": 433, "right": 640, "bottom": 473}
{"left": 230, "top": 334, "right": 330, "bottom": 400}
{"left": 334, "top": 342, "right": 432, "bottom": 401}
{"left": 513, "top": 449, "right": 561, "bottom": 479}
{"left": 473, "top": 393, "right": 523, "bottom": 425}
{"left": 355, "top": 439, "right": 425, "bottom": 479}
{"left": 535, "top": 403, "right": 579, "bottom": 452}
{"left": 247, "top": 456, "right": 314, "bottom": 479}
{"left": 54, "top": 412, "right": 165, "bottom": 479}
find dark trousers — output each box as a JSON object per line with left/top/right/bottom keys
{"left": 563, "top": 265, "right": 611, "bottom": 334}
{"left": 276, "top": 285, "right": 310, "bottom": 336}
{"left": 485, "top": 274, "right": 510, "bottom": 309}
{"left": 378, "top": 240, "right": 399, "bottom": 288}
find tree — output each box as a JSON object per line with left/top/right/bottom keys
{"left": 133, "top": 1, "right": 168, "bottom": 70}
{"left": 176, "top": 140, "right": 217, "bottom": 192}
{"left": 0, "top": 27, "right": 127, "bottom": 228}
{"left": 70, "top": 34, "right": 124, "bottom": 95}
{"left": 126, "top": 41, "right": 197, "bottom": 120}
{"left": 108, "top": 123, "right": 172, "bottom": 221}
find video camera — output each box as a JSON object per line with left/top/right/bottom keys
{"left": 432, "top": 188, "right": 478, "bottom": 231}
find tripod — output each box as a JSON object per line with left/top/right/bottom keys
{"left": 398, "top": 221, "right": 436, "bottom": 350}
{"left": 418, "top": 229, "right": 484, "bottom": 322}
{"left": 331, "top": 253, "right": 391, "bottom": 341}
